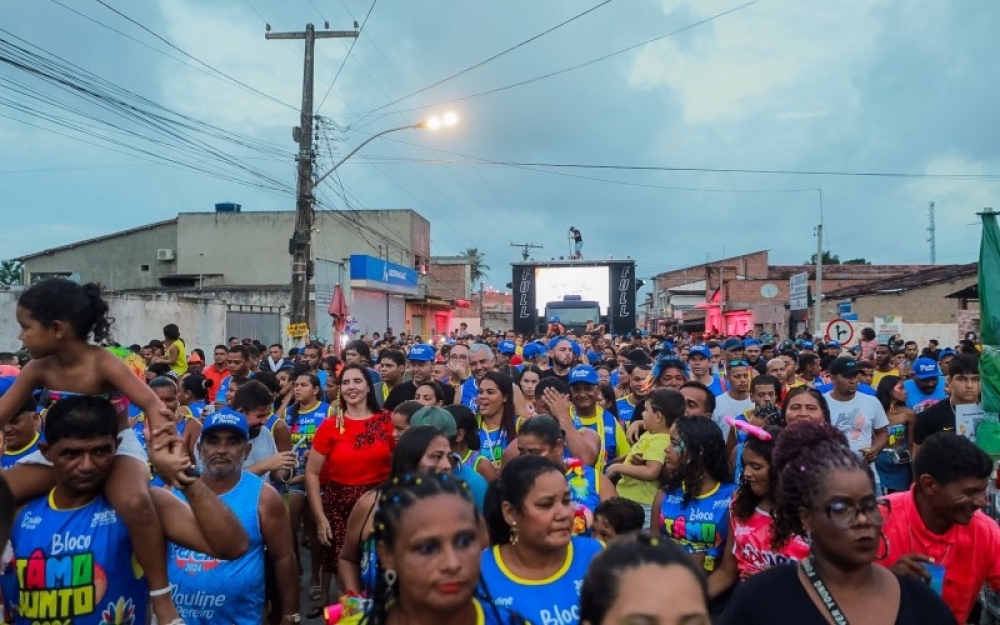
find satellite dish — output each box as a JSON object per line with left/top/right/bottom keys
{"left": 760, "top": 283, "right": 778, "bottom": 299}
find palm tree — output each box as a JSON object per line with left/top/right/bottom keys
{"left": 460, "top": 247, "right": 490, "bottom": 285}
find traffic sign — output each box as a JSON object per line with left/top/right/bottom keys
{"left": 825, "top": 318, "right": 855, "bottom": 344}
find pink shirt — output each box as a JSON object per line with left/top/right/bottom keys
{"left": 879, "top": 488, "right": 1000, "bottom": 623}
{"left": 732, "top": 505, "right": 810, "bottom": 579}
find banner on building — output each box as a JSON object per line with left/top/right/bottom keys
{"left": 979, "top": 210, "right": 1000, "bottom": 414}
{"left": 873, "top": 315, "right": 903, "bottom": 345}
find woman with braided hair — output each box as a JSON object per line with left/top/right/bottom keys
{"left": 337, "top": 471, "right": 527, "bottom": 625}
{"left": 719, "top": 420, "right": 953, "bottom": 624}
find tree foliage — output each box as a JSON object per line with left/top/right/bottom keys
{"left": 460, "top": 247, "right": 490, "bottom": 285}
{"left": 0, "top": 260, "right": 23, "bottom": 287}
{"left": 805, "top": 251, "right": 870, "bottom": 265}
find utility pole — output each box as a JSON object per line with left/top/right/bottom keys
{"left": 510, "top": 242, "right": 543, "bottom": 262}
{"left": 814, "top": 223, "right": 823, "bottom": 337}
{"left": 927, "top": 201, "right": 937, "bottom": 264}
{"left": 267, "top": 23, "right": 358, "bottom": 331}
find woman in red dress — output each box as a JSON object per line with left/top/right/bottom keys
{"left": 305, "top": 362, "right": 394, "bottom": 617}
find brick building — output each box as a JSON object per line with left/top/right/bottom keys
{"left": 651, "top": 250, "right": 939, "bottom": 338}
{"left": 823, "top": 263, "right": 978, "bottom": 347}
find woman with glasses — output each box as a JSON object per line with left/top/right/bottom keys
{"left": 651, "top": 416, "right": 736, "bottom": 574}
{"left": 874, "top": 375, "right": 915, "bottom": 494}
{"left": 720, "top": 421, "right": 954, "bottom": 624}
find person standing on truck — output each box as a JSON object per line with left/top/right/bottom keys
{"left": 569, "top": 226, "right": 583, "bottom": 259}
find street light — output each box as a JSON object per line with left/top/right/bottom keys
{"left": 287, "top": 111, "right": 459, "bottom": 336}
{"left": 312, "top": 112, "right": 458, "bottom": 189}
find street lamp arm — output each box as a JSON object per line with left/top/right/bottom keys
{"left": 312, "top": 123, "right": 420, "bottom": 190}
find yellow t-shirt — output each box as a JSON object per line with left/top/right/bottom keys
{"left": 871, "top": 368, "right": 900, "bottom": 388}
{"left": 616, "top": 431, "right": 670, "bottom": 505}
{"left": 169, "top": 339, "right": 188, "bottom": 377}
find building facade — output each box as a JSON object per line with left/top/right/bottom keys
{"left": 17, "top": 207, "right": 444, "bottom": 345}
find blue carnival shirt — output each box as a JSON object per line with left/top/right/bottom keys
{"left": 658, "top": 482, "right": 738, "bottom": 572}
{"left": 481, "top": 536, "right": 602, "bottom": 625}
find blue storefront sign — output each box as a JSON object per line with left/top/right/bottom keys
{"left": 349, "top": 254, "right": 419, "bottom": 295}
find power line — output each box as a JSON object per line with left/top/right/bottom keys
{"left": 316, "top": 0, "right": 379, "bottom": 113}
{"left": 91, "top": 0, "right": 297, "bottom": 111}
{"left": 356, "top": 0, "right": 762, "bottom": 123}
{"left": 356, "top": 0, "right": 614, "bottom": 123}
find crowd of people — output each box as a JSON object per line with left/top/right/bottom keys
{"left": 0, "top": 277, "right": 997, "bottom": 624}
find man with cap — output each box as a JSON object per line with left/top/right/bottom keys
{"left": 384, "top": 344, "right": 456, "bottom": 411}
{"left": 169, "top": 409, "right": 300, "bottom": 625}
{"left": 187, "top": 351, "right": 205, "bottom": 375}
{"left": 688, "top": 345, "right": 724, "bottom": 396}
{"left": 904, "top": 357, "right": 947, "bottom": 413}
{"left": 711, "top": 360, "right": 754, "bottom": 441}
{"left": 412, "top": 406, "right": 488, "bottom": 510}
{"left": 740, "top": 338, "right": 763, "bottom": 374}
{"left": 568, "top": 365, "right": 629, "bottom": 473}
{"left": 823, "top": 356, "right": 889, "bottom": 462}
{"left": 937, "top": 347, "right": 957, "bottom": 375}
{"left": 496, "top": 340, "right": 516, "bottom": 368}
{"left": 912, "top": 354, "right": 981, "bottom": 454}
{"left": 540, "top": 336, "right": 575, "bottom": 385}
{"left": 823, "top": 340, "right": 842, "bottom": 358}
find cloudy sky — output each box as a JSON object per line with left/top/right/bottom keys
{"left": 2, "top": 0, "right": 998, "bottom": 289}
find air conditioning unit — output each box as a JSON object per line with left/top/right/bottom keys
{"left": 156, "top": 249, "right": 175, "bottom": 261}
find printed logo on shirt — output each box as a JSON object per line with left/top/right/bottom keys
{"left": 15, "top": 540, "right": 121, "bottom": 622}
{"left": 90, "top": 509, "right": 118, "bottom": 528}
{"left": 737, "top": 543, "right": 796, "bottom": 570}
{"left": 833, "top": 408, "right": 867, "bottom": 441}
{"left": 172, "top": 549, "right": 221, "bottom": 576}
{"left": 19, "top": 512, "right": 42, "bottom": 531}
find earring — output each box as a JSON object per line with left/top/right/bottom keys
{"left": 877, "top": 531, "right": 890, "bottom": 560}
{"left": 383, "top": 569, "right": 397, "bottom": 589}
{"left": 510, "top": 522, "right": 519, "bottom": 546}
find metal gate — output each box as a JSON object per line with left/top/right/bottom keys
{"left": 227, "top": 308, "right": 281, "bottom": 345}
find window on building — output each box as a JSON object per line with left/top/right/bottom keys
{"left": 140, "top": 264, "right": 150, "bottom": 272}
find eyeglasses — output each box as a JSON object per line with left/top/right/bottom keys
{"left": 814, "top": 498, "right": 884, "bottom": 529}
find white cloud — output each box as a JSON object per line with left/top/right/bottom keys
{"left": 628, "top": 0, "right": 886, "bottom": 124}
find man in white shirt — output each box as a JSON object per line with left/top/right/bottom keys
{"left": 712, "top": 360, "right": 753, "bottom": 440}
{"left": 823, "top": 356, "right": 889, "bottom": 463}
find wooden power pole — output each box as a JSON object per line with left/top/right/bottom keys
{"left": 267, "top": 23, "right": 358, "bottom": 332}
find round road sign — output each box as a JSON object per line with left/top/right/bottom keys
{"left": 825, "top": 318, "right": 855, "bottom": 344}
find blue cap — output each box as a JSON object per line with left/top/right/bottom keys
{"left": 722, "top": 338, "right": 742, "bottom": 351}
{"left": 662, "top": 341, "right": 675, "bottom": 354}
{"left": 827, "top": 340, "right": 841, "bottom": 348}
{"left": 408, "top": 344, "right": 436, "bottom": 362}
{"left": 743, "top": 338, "right": 761, "bottom": 348}
{"left": 497, "top": 340, "right": 516, "bottom": 355}
{"left": 548, "top": 336, "right": 572, "bottom": 351}
{"left": 689, "top": 345, "right": 711, "bottom": 360}
{"left": 202, "top": 408, "right": 249, "bottom": 439}
{"left": 568, "top": 365, "right": 599, "bottom": 385}
{"left": 522, "top": 343, "right": 542, "bottom": 360}
{"left": 570, "top": 341, "right": 582, "bottom": 356}
{"left": 913, "top": 357, "right": 941, "bottom": 380}
{"left": 939, "top": 348, "right": 957, "bottom": 358}
{"left": 548, "top": 316, "right": 561, "bottom": 323}
{"left": 802, "top": 341, "right": 815, "bottom": 350}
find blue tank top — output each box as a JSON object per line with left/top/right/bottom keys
{"left": 616, "top": 396, "right": 636, "bottom": 426}
{"left": 658, "top": 482, "right": 738, "bottom": 572}
{"left": 573, "top": 406, "right": 621, "bottom": 470}
{"left": 481, "top": 536, "right": 602, "bottom": 625}
{"left": 565, "top": 461, "right": 600, "bottom": 536}
{"left": 11, "top": 492, "right": 149, "bottom": 624}
{"left": 187, "top": 400, "right": 206, "bottom": 421}
{"left": 1, "top": 434, "right": 40, "bottom": 469}
{"left": 286, "top": 402, "right": 328, "bottom": 476}
{"left": 169, "top": 472, "right": 265, "bottom": 625}
{"left": 478, "top": 420, "right": 513, "bottom": 468}
{"left": 460, "top": 377, "right": 479, "bottom": 412}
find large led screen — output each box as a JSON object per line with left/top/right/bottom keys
{"left": 534, "top": 266, "right": 610, "bottom": 315}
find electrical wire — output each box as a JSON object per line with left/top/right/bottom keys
{"left": 357, "top": 0, "right": 763, "bottom": 124}
{"left": 316, "top": 0, "right": 378, "bottom": 113}
{"left": 355, "top": 0, "right": 615, "bottom": 124}
{"left": 91, "top": 0, "right": 297, "bottom": 111}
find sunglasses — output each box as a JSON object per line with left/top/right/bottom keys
{"left": 728, "top": 360, "right": 750, "bottom": 367}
